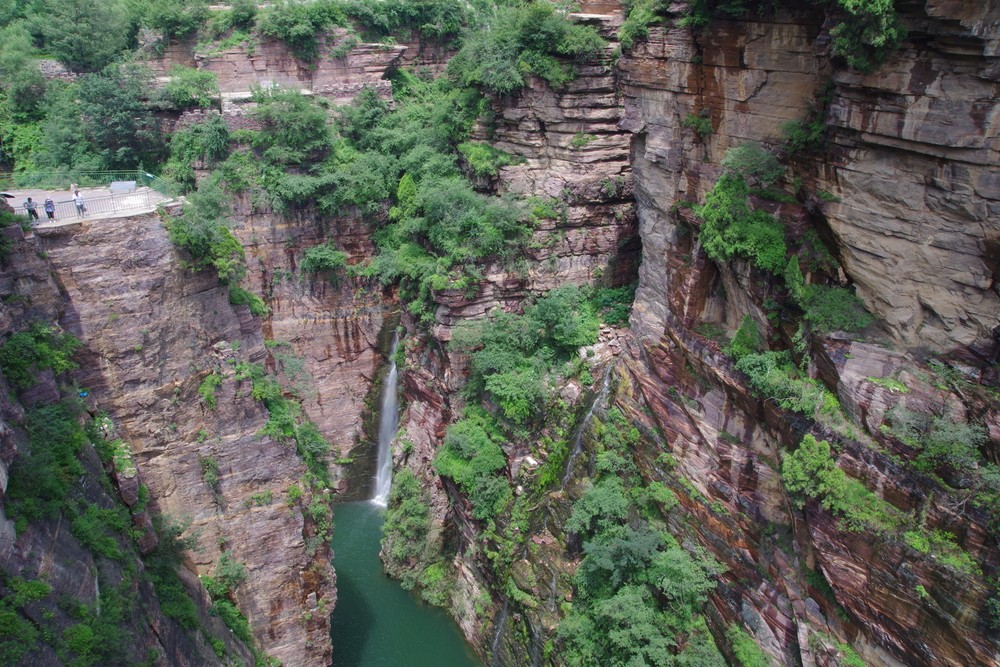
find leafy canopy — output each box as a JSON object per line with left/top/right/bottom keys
{"left": 448, "top": 2, "right": 604, "bottom": 94}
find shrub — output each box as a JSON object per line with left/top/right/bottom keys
{"left": 829, "top": 0, "right": 903, "bottom": 73}
{"left": 724, "top": 314, "right": 764, "bottom": 360}
{"left": 0, "top": 26, "right": 47, "bottom": 115}
{"left": 735, "top": 351, "right": 837, "bottom": 416}
{"left": 569, "top": 132, "right": 597, "bottom": 149}
{"left": 340, "top": 0, "right": 468, "bottom": 41}
{"left": 144, "top": 0, "right": 209, "bottom": 40}
{"left": 382, "top": 469, "right": 430, "bottom": 565}
{"left": 200, "top": 456, "right": 220, "bottom": 488}
{"left": 144, "top": 517, "right": 201, "bottom": 630}
{"left": 452, "top": 286, "right": 598, "bottom": 423}
{"left": 229, "top": 0, "right": 258, "bottom": 30}
{"left": 250, "top": 88, "right": 333, "bottom": 166}
{"left": 228, "top": 285, "right": 268, "bottom": 316}
{"left": 590, "top": 283, "right": 636, "bottom": 327}
{"left": 448, "top": 2, "right": 604, "bottom": 94}
{"left": 0, "top": 602, "right": 38, "bottom": 663}
{"left": 300, "top": 243, "right": 348, "bottom": 283}
{"left": 258, "top": 0, "right": 346, "bottom": 62}
{"left": 695, "top": 173, "right": 787, "bottom": 274}
{"left": 781, "top": 118, "right": 825, "bottom": 153}
{"left": 0, "top": 322, "right": 81, "bottom": 388}
{"left": 5, "top": 402, "right": 100, "bottom": 536}
{"left": 209, "top": 600, "right": 253, "bottom": 643}
{"left": 727, "top": 625, "right": 771, "bottom": 667}
{"left": 457, "top": 141, "right": 517, "bottom": 178}
{"left": 202, "top": 553, "right": 248, "bottom": 599}
{"left": 433, "top": 408, "right": 511, "bottom": 519}
{"left": 158, "top": 66, "right": 218, "bottom": 110}
{"left": 36, "top": 65, "right": 165, "bottom": 171}
{"left": 619, "top": 0, "right": 669, "bottom": 50}
{"left": 163, "top": 114, "right": 230, "bottom": 190}
{"left": 796, "top": 284, "right": 872, "bottom": 333}
{"left": 721, "top": 142, "right": 783, "bottom": 188}
{"left": 198, "top": 372, "right": 222, "bottom": 409}
{"left": 782, "top": 434, "right": 899, "bottom": 531}
{"left": 682, "top": 111, "right": 712, "bottom": 138}
{"left": 39, "top": 0, "right": 132, "bottom": 72}
{"left": 167, "top": 177, "right": 246, "bottom": 284}
{"left": 70, "top": 502, "right": 129, "bottom": 560}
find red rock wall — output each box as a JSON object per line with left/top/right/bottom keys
{"left": 614, "top": 2, "right": 1000, "bottom": 666}
{"left": 33, "top": 212, "right": 335, "bottom": 667}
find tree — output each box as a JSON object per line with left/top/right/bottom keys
{"left": 40, "top": 0, "right": 132, "bottom": 72}
{"left": 721, "top": 142, "right": 783, "bottom": 188}
{"left": 0, "top": 25, "right": 46, "bottom": 115}
{"left": 77, "top": 66, "right": 164, "bottom": 169}
{"left": 251, "top": 88, "right": 332, "bottom": 165}
{"left": 143, "top": 0, "right": 209, "bottom": 40}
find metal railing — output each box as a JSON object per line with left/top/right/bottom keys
{"left": 11, "top": 190, "right": 166, "bottom": 222}
{"left": 0, "top": 169, "right": 180, "bottom": 198}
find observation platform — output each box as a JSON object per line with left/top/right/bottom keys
{"left": 1, "top": 171, "right": 177, "bottom": 230}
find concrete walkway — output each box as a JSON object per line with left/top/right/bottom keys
{"left": 6, "top": 185, "right": 172, "bottom": 229}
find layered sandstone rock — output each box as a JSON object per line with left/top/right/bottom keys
{"left": 229, "top": 197, "right": 392, "bottom": 500}
{"left": 198, "top": 32, "right": 404, "bottom": 104}
{"left": 614, "top": 3, "right": 1000, "bottom": 666}
{"left": 0, "top": 224, "right": 253, "bottom": 665}
{"left": 34, "top": 210, "right": 334, "bottom": 667}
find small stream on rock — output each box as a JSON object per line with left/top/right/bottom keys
{"left": 562, "top": 365, "right": 613, "bottom": 484}
{"left": 329, "top": 333, "right": 483, "bottom": 666}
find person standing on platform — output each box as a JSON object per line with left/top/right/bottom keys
{"left": 23, "top": 197, "right": 38, "bottom": 222}
{"left": 74, "top": 190, "right": 86, "bottom": 218}
{"left": 43, "top": 197, "right": 55, "bottom": 221}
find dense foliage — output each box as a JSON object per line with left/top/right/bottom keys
{"left": 434, "top": 407, "right": 512, "bottom": 519}
{"left": 166, "top": 176, "right": 247, "bottom": 284}
{"left": 451, "top": 285, "right": 599, "bottom": 424}
{"left": 448, "top": 2, "right": 604, "bottom": 94}
{"left": 0, "top": 323, "right": 81, "bottom": 388}
{"left": 782, "top": 434, "right": 901, "bottom": 532}
{"left": 558, "top": 409, "right": 727, "bottom": 665}
{"left": 163, "top": 114, "right": 231, "bottom": 190}
{"left": 695, "top": 172, "right": 787, "bottom": 274}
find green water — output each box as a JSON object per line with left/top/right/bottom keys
{"left": 329, "top": 502, "right": 484, "bottom": 667}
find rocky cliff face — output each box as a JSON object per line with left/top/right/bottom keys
{"left": 611, "top": 2, "right": 1000, "bottom": 666}
{"left": 31, "top": 211, "right": 335, "bottom": 666}
{"left": 6, "top": 2, "right": 998, "bottom": 665}
{"left": 0, "top": 222, "right": 256, "bottom": 666}
{"left": 228, "top": 196, "right": 393, "bottom": 501}
{"left": 386, "top": 2, "right": 1000, "bottom": 666}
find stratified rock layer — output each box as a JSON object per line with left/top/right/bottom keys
{"left": 36, "top": 211, "right": 335, "bottom": 667}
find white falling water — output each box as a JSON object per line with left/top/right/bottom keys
{"left": 561, "top": 366, "right": 613, "bottom": 484}
{"left": 371, "top": 332, "right": 400, "bottom": 507}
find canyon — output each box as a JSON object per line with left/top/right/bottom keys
{"left": 1, "top": 1, "right": 999, "bottom": 666}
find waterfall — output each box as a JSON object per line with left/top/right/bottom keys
{"left": 561, "top": 365, "right": 613, "bottom": 484}
{"left": 371, "top": 332, "right": 400, "bottom": 507}
{"left": 488, "top": 600, "right": 510, "bottom": 667}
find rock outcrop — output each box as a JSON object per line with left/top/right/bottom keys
{"left": 612, "top": 2, "right": 1000, "bottom": 666}
{"left": 34, "top": 210, "right": 335, "bottom": 667}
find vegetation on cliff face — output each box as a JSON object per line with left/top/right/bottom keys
{"left": 621, "top": 0, "right": 902, "bottom": 71}
{"left": 451, "top": 286, "right": 599, "bottom": 425}
{"left": 0, "top": 393, "right": 244, "bottom": 665}
{"left": 448, "top": 1, "right": 605, "bottom": 94}
{"left": 558, "top": 410, "right": 726, "bottom": 665}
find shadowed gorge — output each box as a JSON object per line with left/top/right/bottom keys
{"left": 0, "top": 1, "right": 998, "bottom": 666}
